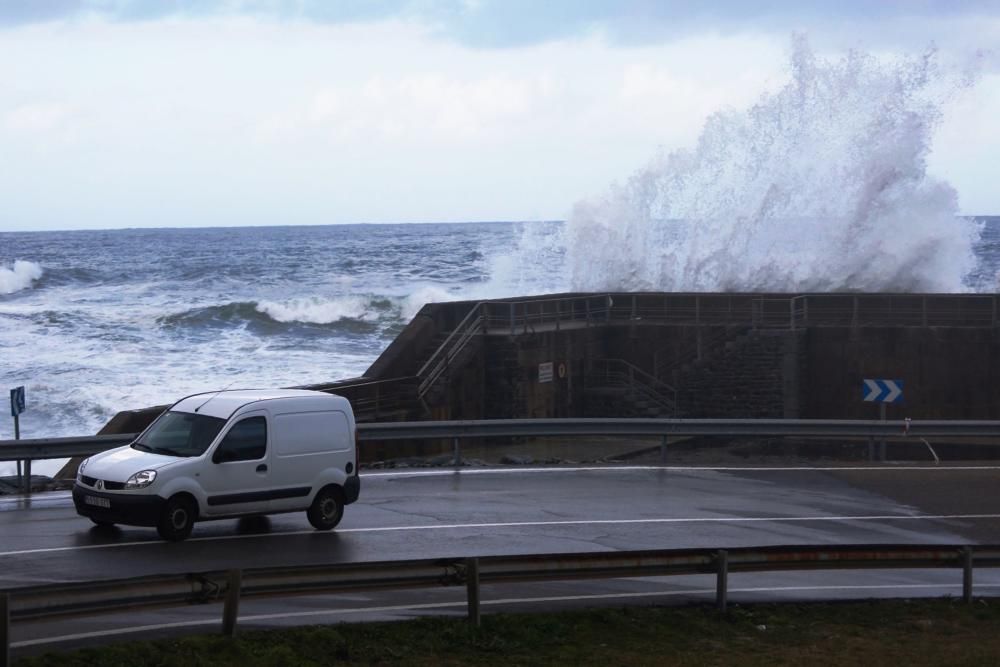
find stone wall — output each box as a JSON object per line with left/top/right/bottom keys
{"left": 675, "top": 329, "right": 803, "bottom": 418}
{"left": 803, "top": 327, "right": 1000, "bottom": 419}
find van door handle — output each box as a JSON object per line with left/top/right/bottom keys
{"left": 256, "top": 464, "right": 267, "bottom": 473}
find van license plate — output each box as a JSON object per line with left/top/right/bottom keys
{"left": 85, "top": 495, "right": 110, "bottom": 509}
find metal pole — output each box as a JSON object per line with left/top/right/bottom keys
{"left": 716, "top": 549, "right": 728, "bottom": 613}
{"left": 222, "top": 569, "right": 242, "bottom": 636}
{"left": 14, "top": 413, "right": 31, "bottom": 498}
{"left": 1, "top": 592, "right": 9, "bottom": 667}
{"left": 879, "top": 403, "right": 887, "bottom": 462}
{"left": 466, "top": 558, "right": 481, "bottom": 626}
{"left": 962, "top": 547, "right": 973, "bottom": 603}
{"left": 13, "top": 414, "right": 20, "bottom": 494}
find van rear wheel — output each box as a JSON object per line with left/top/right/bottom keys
{"left": 157, "top": 495, "right": 196, "bottom": 541}
{"left": 307, "top": 486, "right": 344, "bottom": 530}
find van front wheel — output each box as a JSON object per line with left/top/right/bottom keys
{"left": 307, "top": 487, "right": 344, "bottom": 530}
{"left": 157, "top": 496, "right": 196, "bottom": 541}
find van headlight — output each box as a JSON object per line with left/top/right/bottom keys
{"left": 125, "top": 470, "right": 157, "bottom": 489}
{"left": 77, "top": 458, "right": 90, "bottom": 480}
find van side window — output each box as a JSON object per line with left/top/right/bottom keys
{"left": 213, "top": 416, "right": 267, "bottom": 463}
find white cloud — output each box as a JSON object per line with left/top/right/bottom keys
{"left": 3, "top": 102, "right": 73, "bottom": 133}
{"left": 0, "top": 17, "right": 996, "bottom": 231}
{"left": 275, "top": 71, "right": 551, "bottom": 145}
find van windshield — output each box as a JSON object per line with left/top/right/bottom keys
{"left": 132, "top": 411, "right": 226, "bottom": 458}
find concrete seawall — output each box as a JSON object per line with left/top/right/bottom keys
{"left": 87, "top": 292, "right": 1000, "bottom": 465}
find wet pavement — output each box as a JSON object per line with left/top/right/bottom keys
{"left": 3, "top": 463, "right": 1000, "bottom": 655}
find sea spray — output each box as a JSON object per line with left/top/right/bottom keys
{"left": 0, "top": 260, "right": 43, "bottom": 294}
{"left": 478, "top": 221, "right": 566, "bottom": 298}
{"left": 566, "top": 37, "right": 981, "bottom": 293}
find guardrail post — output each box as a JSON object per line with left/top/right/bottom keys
{"left": 22, "top": 459, "right": 31, "bottom": 497}
{"left": 453, "top": 438, "right": 461, "bottom": 466}
{"left": 222, "top": 569, "right": 242, "bottom": 637}
{"left": 962, "top": 547, "right": 973, "bottom": 603}
{"left": 1, "top": 592, "right": 9, "bottom": 667}
{"left": 716, "top": 549, "right": 728, "bottom": 613}
{"left": 466, "top": 558, "right": 481, "bottom": 626}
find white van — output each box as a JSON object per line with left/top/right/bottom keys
{"left": 72, "top": 389, "right": 360, "bottom": 541}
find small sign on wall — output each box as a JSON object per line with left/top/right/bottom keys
{"left": 538, "top": 362, "right": 553, "bottom": 383}
{"left": 862, "top": 379, "right": 903, "bottom": 404}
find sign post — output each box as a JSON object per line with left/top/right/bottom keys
{"left": 9, "top": 387, "right": 27, "bottom": 495}
{"left": 862, "top": 379, "right": 903, "bottom": 462}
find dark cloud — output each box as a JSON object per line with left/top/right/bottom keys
{"left": 0, "top": 0, "right": 83, "bottom": 25}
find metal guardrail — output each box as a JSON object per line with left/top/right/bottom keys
{"left": 3, "top": 543, "right": 999, "bottom": 662}
{"left": 1, "top": 418, "right": 999, "bottom": 463}
{"left": 0, "top": 434, "right": 135, "bottom": 462}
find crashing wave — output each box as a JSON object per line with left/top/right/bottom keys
{"left": 565, "top": 37, "right": 980, "bottom": 293}
{"left": 0, "top": 261, "right": 43, "bottom": 295}
{"left": 256, "top": 296, "right": 381, "bottom": 324}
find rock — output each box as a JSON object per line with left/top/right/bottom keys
{"left": 500, "top": 455, "right": 534, "bottom": 465}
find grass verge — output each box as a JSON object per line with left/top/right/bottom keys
{"left": 16, "top": 598, "right": 1000, "bottom": 666}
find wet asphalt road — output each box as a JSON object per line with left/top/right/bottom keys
{"left": 3, "top": 463, "right": 1000, "bottom": 655}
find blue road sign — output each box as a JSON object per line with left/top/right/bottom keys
{"left": 862, "top": 379, "right": 903, "bottom": 404}
{"left": 10, "top": 386, "right": 25, "bottom": 417}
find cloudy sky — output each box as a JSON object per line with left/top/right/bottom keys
{"left": 1, "top": 1, "right": 999, "bottom": 232}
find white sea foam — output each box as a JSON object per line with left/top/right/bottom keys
{"left": 563, "top": 37, "right": 981, "bottom": 293}
{"left": 402, "top": 286, "right": 459, "bottom": 320}
{"left": 0, "top": 261, "right": 43, "bottom": 295}
{"left": 256, "top": 296, "right": 378, "bottom": 324}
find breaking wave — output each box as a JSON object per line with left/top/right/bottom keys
{"left": 565, "top": 37, "right": 981, "bottom": 293}
{"left": 256, "top": 297, "right": 381, "bottom": 324}
{"left": 156, "top": 291, "right": 459, "bottom": 331}
{"left": 401, "top": 285, "right": 460, "bottom": 320}
{"left": 0, "top": 260, "right": 43, "bottom": 295}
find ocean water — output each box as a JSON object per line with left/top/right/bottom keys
{"left": 3, "top": 39, "right": 998, "bottom": 476}
{"left": 1, "top": 216, "right": 998, "bottom": 476}
{"left": 0, "top": 223, "right": 524, "bottom": 474}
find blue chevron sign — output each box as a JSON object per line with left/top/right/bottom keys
{"left": 862, "top": 379, "right": 903, "bottom": 403}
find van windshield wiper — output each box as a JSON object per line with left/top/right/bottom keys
{"left": 131, "top": 442, "right": 153, "bottom": 452}
{"left": 152, "top": 447, "right": 185, "bottom": 457}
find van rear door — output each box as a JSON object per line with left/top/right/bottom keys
{"left": 269, "top": 409, "right": 352, "bottom": 511}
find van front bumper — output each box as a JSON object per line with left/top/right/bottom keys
{"left": 73, "top": 484, "right": 166, "bottom": 527}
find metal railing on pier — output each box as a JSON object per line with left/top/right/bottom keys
{"left": 472, "top": 292, "right": 1000, "bottom": 333}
